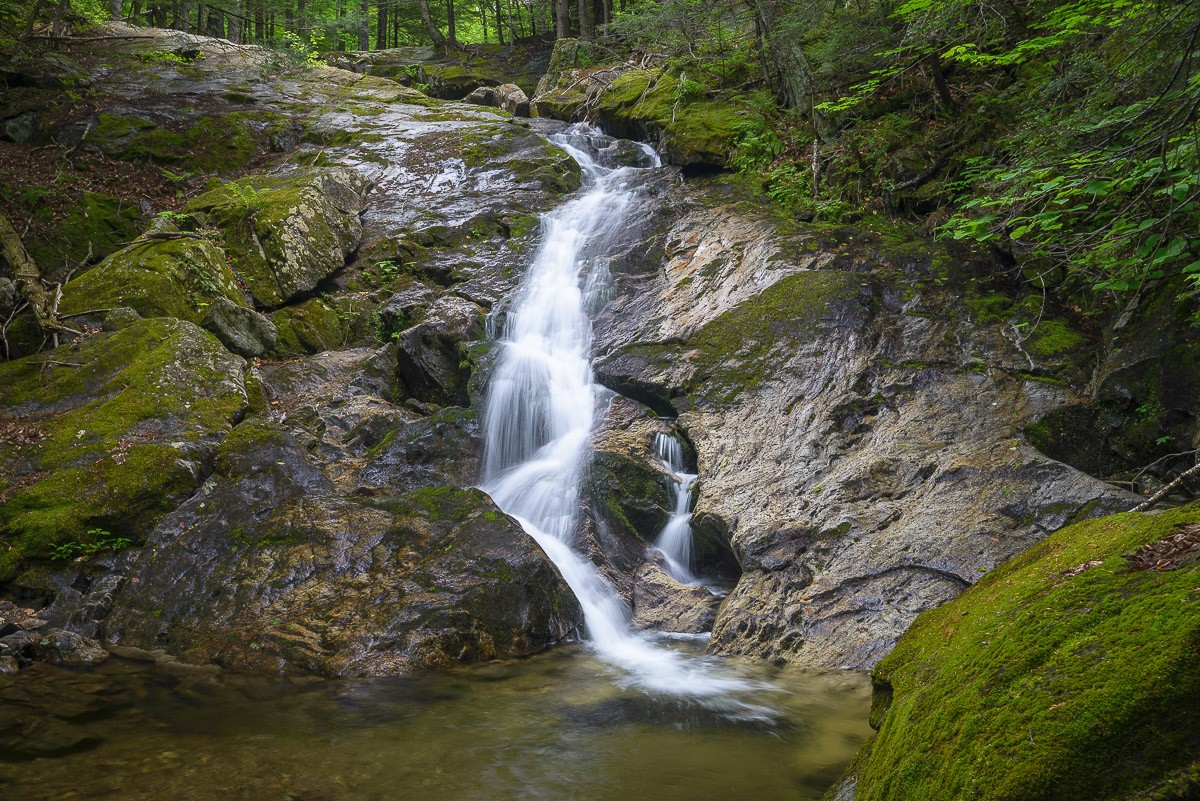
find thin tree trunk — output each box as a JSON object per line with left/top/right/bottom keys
{"left": 110, "top": 0, "right": 122, "bottom": 19}
{"left": 445, "top": 0, "right": 456, "bottom": 48}
{"left": 227, "top": 0, "right": 241, "bottom": 41}
{"left": 52, "top": 0, "right": 69, "bottom": 35}
{"left": 575, "top": 0, "right": 591, "bottom": 40}
{"left": 417, "top": 0, "right": 446, "bottom": 48}
{"left": 376, "top": 0, "right": 386, "bottom": 49}
{"left": 357, "top": 0, "right": 368, "bottom": 49}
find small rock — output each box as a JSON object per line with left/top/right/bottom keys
{"left": 495, "top": 84, "right": 531, "bottom": 117}
{"left": 631, "top": 560, "right": 722, "bottom": 634}
{"left": 30, "top": 630, "right": 109, "bottom": 665}
{"left": 102, "top": 306, "right": 142, "bottom": 331}
{"left": 0, "top": 655, "right": 18, "bottom": 673}
{"left": 18, "top": 617, "right": 48, "bottom": 631}
{"left": 0, "top": 630, "right": 33, "bottom": 658}
{"left": 202, "top": 296, "right": 278, "bottom": 357}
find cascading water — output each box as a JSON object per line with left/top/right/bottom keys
{"left": 481, "top": 125, "right": 770, "bottom": 719}
{"left": 652, "top": 432, "right": 699, "bottom": 585}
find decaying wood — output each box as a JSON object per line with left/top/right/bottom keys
{"left": 0, "top": 211, "right": 77, "bottom": 348}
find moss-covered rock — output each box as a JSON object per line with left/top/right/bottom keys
{"left": 419, "top": 62, "right": 505, "bottom": 100}
{"left": 0, "top": 317, "right": 249, "bottom": 581}
{"left": 594, "top": 69, "right": 757, "bottom": 167}
{"left": 87, "top": 109, "right": 291, "bottom": 173}
{"left": 184, "top": 167, "right": 372, "bottom": 308}
{"left": 268, "top": 297, "right": 344, "bottom": 356}
{"left": 838, "top": 505, "right": 1200, "bottom": 801}
{"left": 58, "top": 234, "right": 247, "bottom": 324}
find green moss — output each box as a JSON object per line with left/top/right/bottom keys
{"left": 381, "top": 486, "right": 493, "bottom": 524}
{"left": 686, "top": 271, "right": 863, "bottom": 403}
{"left": 89, "top": 110, "right": 288, "bottom": 173}
{"left": 596, "top": 69, "right": 756, "bottom": 166}
{"left": 268, "top": 298, "right": 343, "bottom": 356}
{"left": 22, "top": 191, "right": 144, "bottom": 271}
{"left": 1024, "top": 319, "right": 1087, "bottom": 359}
{"left": 0, "top": 318, "right": 248, "bottom": 580}
{"left": 847, "top": 505, "right": 1200, "bottom": 801}
{"left": 58, "top": 235, "right": 247, "bottom": 323}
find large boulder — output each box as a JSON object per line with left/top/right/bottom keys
{"left": 0, "top": 317, "right": 250, "bottom": 581}
{"left": 58, "top": 233, "right": 248, "bottom": 324}
{"left": 835, "top": 505, "right": 1200, "bottom": 801}
{"left": 184, "top": 167, "right": 372, "bottom": 308}
{"left": 104, "top": 419, "right": 582, "bottom": 676}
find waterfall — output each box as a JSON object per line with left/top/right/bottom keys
{"left": 480, "top": 125, "right": 770, "bottom": 718}
{"left": 652, "top": 432, "right": 699, "bottom": 585}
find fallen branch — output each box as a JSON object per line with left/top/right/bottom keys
{"left": 0, "top": 212, "right": 73, "bottom": 345}
{"left": 1134, "top": 460, "right": 1200, "bottom": 512}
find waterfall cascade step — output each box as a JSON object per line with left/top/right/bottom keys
{"left": 479, "top": 124, "right": 773, "bottom": 720}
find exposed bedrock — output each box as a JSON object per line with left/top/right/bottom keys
{"left": 590, "top": 178, "right": 1137, "bottom": 669}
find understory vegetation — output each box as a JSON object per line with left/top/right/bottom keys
{"left": 605, "top": 0, "right": 1200, "bottom": 322}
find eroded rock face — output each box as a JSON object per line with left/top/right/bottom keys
{"left": 103, "top": 420, "right": 581, "bottom": 676}
{"left": 631, "top": 560, "right": 721, "bottom": 634}
{"left": 591, "top": 180, "right": 1136, "bottom": 669}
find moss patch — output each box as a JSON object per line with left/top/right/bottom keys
{"left": 595, "top": 69, "right": 756, "bottom": 167}
{"left": 687, "top": 271, "right": 863, "bottom": 403}
{"left": 846, "top": 505, "right": 1200, "bottom": 801}
{"left": 0, "top": 318, "right": 248, "bottom": 581}
{"left": 58, "top": 235, "right": 247, "bottom": 324}
{"left": 268, "top": 298, "right": 343, "bottom": 356}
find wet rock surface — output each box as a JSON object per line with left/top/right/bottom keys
{"left": 590, "top": 179, "right": 1136, "bottom": 669}
{"left": 0, "top": 27, "right": 590, "bottom": 676}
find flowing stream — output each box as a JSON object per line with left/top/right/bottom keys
{"left": 480, "top": 125, "right": 768, "bottom": 717}
{"left": 652, "top": 431, "right": 701, "bottom": 585}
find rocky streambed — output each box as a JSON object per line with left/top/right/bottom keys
{"left": 1, "top": 25, "right": 1197, "bottom": 801}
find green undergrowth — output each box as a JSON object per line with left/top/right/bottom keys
{"left": 845, "top": 504, "right": 1200, "bottom": 801}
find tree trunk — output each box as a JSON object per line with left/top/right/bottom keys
{"left": 51, "top": 0, "right": 69, "bottom": 35}
{"left": 110, "top": 0, "right": 122, "bottom": 19}
{"left": 0, "top": 213, "right": 70, "bottom": 346}
{"left": 555, "top": 0, "right": 568, "bottom": 38}
{"left": 575, "top": 0, "right": 591, "bottom": 39}
{"left": 416, "top": 0, "right": 446, "bottom": 48}
{"left": 376, "top": 0, "right": 386, "bottom": 49}
{"left": 227, "top": 0, "right": 241, "bottom": 42}
{"left": 357, "top": 0, "right": 368, "bottom": 49}
{"left": 445, "top": 0, "right": 456, "bottom": 48}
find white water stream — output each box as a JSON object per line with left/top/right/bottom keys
{"left": 481, "top": 125, "right": 770, "bottom": 718}
{"left": 652, "top": 432, "right": 700, "bottom": 585}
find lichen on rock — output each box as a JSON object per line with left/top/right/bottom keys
{"left": 184, "top": 167, "right": 372, "bottom": 308}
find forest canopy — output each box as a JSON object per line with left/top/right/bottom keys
{"left": 2, "top": 0, "right": 1198, "bottom": 314}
